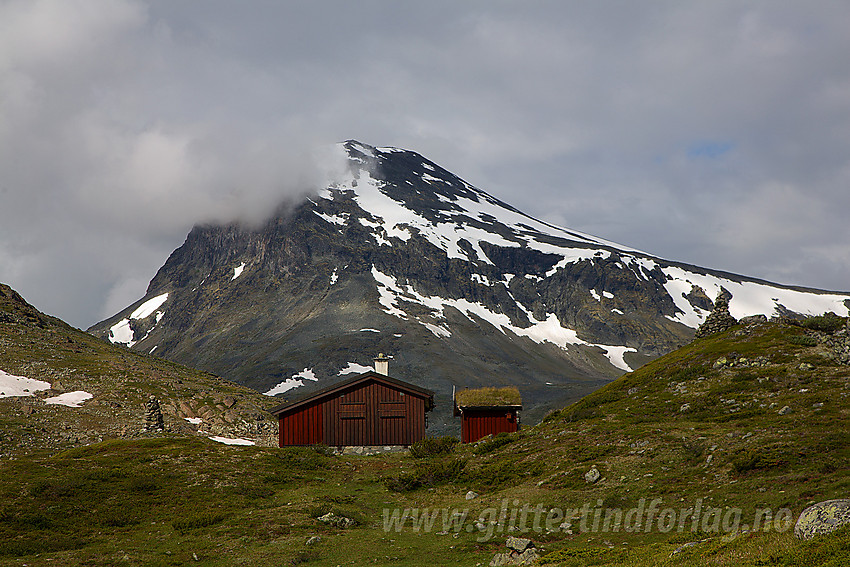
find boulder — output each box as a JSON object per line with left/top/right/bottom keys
{"left": 506, "top": 537, "right": 532, "bottom": 552}
{"left": 795, "top": 500, "right": 850, "bottom": 540}
{"left": 317, "top": 512, "right": 355, "bottom": 529}
{"left": 180, "top": 402, "right": 195, "bottom": 417}
{"left": 584, "top": 466, "right": 601, "bottom": 484}
{"left": 739, "top": 314, "right": 767, "bottom": 327}
{"left": 490, "top": 538, "right": 539, "bottom": 566}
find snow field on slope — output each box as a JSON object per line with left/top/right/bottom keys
{"left": 322, "top": 146, "right": 850, "bottom": 331}
{"left": 130, "top": 292, "right": 169, "bottom": 319}
{"left": 319, "top": 147, "right": 636, "bottom": 270}
{"left": 339, "top": 362, "right": 374, "bottom": 375}
{"left": 209, "top": 436, "right": 255, "bottom": 446}
{"left": 372, "top": 266, "right": 635, "bottom": 371}
{"left": 263, "top": 368, "right": 318, "bottom": 396}
{"left": 0, "top": 369, "right": 51, "bottom": 398}
{"left": 44, "top": 391, "right": 93, "bottom": 407}
{"left": 659, "top": 265, "right": 850, "bottom": 327}
{"left": 109, "top": 292, "right": 169, "bottom": 347}
{"left": 0, "top": 370, "right": 93, "bottom": 406}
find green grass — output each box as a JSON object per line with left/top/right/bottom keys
{"left": 2, "top": 307, "right": 849, "bottom": 565}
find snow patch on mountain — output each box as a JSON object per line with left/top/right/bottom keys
{"left": 339, "top": 362, "right": 374, "bottom": 375}
{"left": 109, "top": 292, "right": 169, "bottom": 347}
{"left": 659, "top": 265, "right": 850, "bottom": 327}
{"left": 263, "top": 368, "right": 318, "bottom": 396}
{"left": 315, "top": 211, "right": 349, "bottom": 226}
{"left": 590, "top": 289, "right": 615, "bottom": 302}
{"left": 423, "top": 322, "right": 452, "bottom": 338}
{"left": 324, "top": 149, "right": 634, "bottom": 266}
{"left": 232, "top": 262, "right": 246, "bottom": 280}
{"left": 209, "top": 436, "right": 255, "bottom": 446}
{"left": 131, "top": 292, "right": 169, "bottom": 318}
{"left": 0, "top": 370, "right": 51, "bottom": 398}
{"left": 372, "top": 266, "right": 635, "bottom": 371}
{"left": 108, "top": 319, "right": 134, "bottom": 345}
{"left": 44, "top": 391, "right": 93, "bottom": 407}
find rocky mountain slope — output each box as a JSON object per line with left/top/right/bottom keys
{"left": 0, "top": 283, "right": 279, "bottom": 455}
{"left": 89, "top": 141, "right": 850, "bottom": 426}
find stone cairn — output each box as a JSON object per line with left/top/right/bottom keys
{"left": 144, "top": 395, "right": 165, "bottom": 431}
{"left": 694, "top": 290, "right": 738, "bottom": 339}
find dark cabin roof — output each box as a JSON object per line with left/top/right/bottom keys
{"left": 269, "top": 371, "right": 435, "bottom": 417}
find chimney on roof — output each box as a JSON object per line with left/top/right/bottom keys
{"left": 374, "top": 353, "right": 390, "bottom": 375}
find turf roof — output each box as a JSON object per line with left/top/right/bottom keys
{"left": 455, "top": 386, "right": 522, "bottom": 408}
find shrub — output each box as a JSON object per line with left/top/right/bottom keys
{"left": 801, "top": 313, "right": 846, "bottom": 334}
{"left": 265, "top": 447, "right": 330, "bottom": 471}
{"left": 0, "top": 534, "right": 86, "bottom": 558}
{"left": 410, "top": 436, "right": 458, "bottom": 458}
{"left": 560, "top": 405, "right": 600, "bottom": 423}
{"left": 681, "top": 440, "right": 706, "bottom": 466}
{"left": 570, "top": 444, "right": 616, "bottom": 463}
{"left": 383, "top": 473, "right": 421, "bottom": 492}
{"left": 29, "top": 478, "right": 79, "bottom": 498}
{"left": 539, "top": 547, "right": 627, "bottom": 564}
{"left": 465, "top": 458, "right": 546, "bottom": 489}
{"left": 171, "top": 510, "right": 228, "bottom": 533}
{"left": 789, "top": 335, "right": 818, "bottom": 347}
{"left": 98, "top": 511, "right": 140, "bottom": 527}
{"left": 384, "top": 458, "right": 467, "bottom": 492}
{"left": 473, "top": 432, "right": 516, "bottom": 455}
{"left": 730, "top": 445, "right": 796, "bottom": 474}
{"left": 668, "top": 365, "right": 709, "bottom": 382}
{"left": 541, "top": 409, "right": 562, "bottom": 422}
{"left": 128, "top": 476, "right": 160, "bottom": 493}
{"left": 549, "top": 468, "right": 586, "bottom": 490}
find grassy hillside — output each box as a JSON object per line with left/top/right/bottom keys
{"left": 1, "top": 283, "right": 848, "bottom": 565}
{"left": 0, "top": 283, "right": 279, "bottom": 454}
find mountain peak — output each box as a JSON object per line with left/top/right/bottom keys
{"left": 89, "top": 142, "right": 850, "bottom": 428}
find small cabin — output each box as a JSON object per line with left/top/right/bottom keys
{"left": 454, "top": 386, "right": 522, "bottom": 443}
{"left": 270, "top": 357, "right": 435, "bottom": 447}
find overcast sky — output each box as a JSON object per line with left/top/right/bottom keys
{"left": 2, "top": 1, "right": 850, "bottom": 329}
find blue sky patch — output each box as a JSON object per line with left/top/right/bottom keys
{"left": 687, "top": 140, "right": 735, "bottom": 159}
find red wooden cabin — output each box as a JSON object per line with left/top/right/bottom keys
{"left": 454, "top": 387, "right": 522, "bottom": 443}
{"left": 270, "top": 370, "right": 435, "bottom": 447}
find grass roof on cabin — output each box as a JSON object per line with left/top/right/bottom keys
{"left": 455, "top": 386, "right": 521, "bottom": 408}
